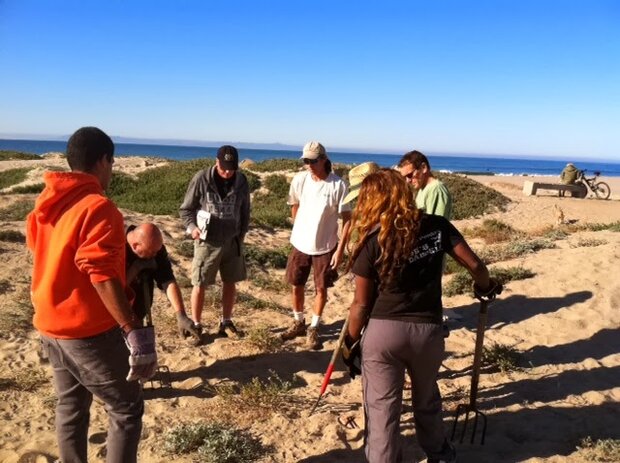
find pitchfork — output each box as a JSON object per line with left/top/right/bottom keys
{"left": 451, "top": 298, "right": 491, "bottom": 445}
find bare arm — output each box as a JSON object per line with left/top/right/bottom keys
{"left": 347, "top": 275, "right": 375, "bottom": 341}
{"left": 162, "top": 280, "right": 186, "bottom": 314}
{"left": 93, "top": 278, "right": 140, "bottom": 334}
{"left": 331, "top": 210, "right": 352, "bottom": 269}
{"left": 448, "top": 240, "right": 490, "bottom": 289}
{"left": 290, "top": 204, "right": 299, "bottom": 222}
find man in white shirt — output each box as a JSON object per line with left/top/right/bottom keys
{"left": 281, "top": 141, "right": 352, "bottom": 350}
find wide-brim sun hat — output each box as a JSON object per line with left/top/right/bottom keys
{"left": 342, "top": 161, "right": 380, "bottom": 204}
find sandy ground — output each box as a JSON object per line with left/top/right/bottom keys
{"left": 1, "top": 158, "right": 619, "bottom": 462}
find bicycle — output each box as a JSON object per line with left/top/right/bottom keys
{"left": 576, "top": 170, "right": 611, "bottom": 200}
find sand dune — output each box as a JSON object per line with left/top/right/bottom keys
{"left": 0, "top": 158, "right": 619, "bottom": 462}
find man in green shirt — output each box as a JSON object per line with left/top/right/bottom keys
{"left": 397, "top": 150, "right": 453, "bottom": 220}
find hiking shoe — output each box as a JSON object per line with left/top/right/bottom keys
{"left": 427, "top": 441, "right": 457, "bottom": 463}
{"left": 217, "top": 320, "right": 244, "bottom": 338}
{"left": 280, "top": 320, "right": 306, "bottom": 341}
{"left": 307, "top": 327, "right": 322, "bottom": 350}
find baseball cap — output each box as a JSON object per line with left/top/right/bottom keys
{"left": 216, "top": 145, "right": 239, "bottom": 170}
{"left": 301, "top": 141, "right": 326, "bottom": 160}
{"left": 342, "top": 162, "right": 380, "bottom": 204}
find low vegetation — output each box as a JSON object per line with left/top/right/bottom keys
{"left": 570, "top": 237, "right": 607, "bottom": 248}
{"left": 164, "top": 422, "right": 267, "bottom": 463}
{"left": 245, "top": 244, "right": 290, "bottom": 268}
{"left": 0, "top": 168, "right": 31, "bottom": 190}
{"left": 251, "top": 191, "right": 291, "bottom": 228}
{"left": 437, "top": 173, "right": 510, "bottom": 219}
{"left": 465, "top": 219, "right": 522, "bottom": 243}
{"left": 9, "top": 183, "right": 45, "bottom": 194}
{"left": 248, "top": 158, "right": 300, "bottom": 172}
{"left": 0, "top": 230, "right": 25, "bottom": 243}
{"left": 0, "top": 150, "right": 42, "bottom": 161}
{"left": 483, "top": 343, "right": 523, "bottom": 372}
{"left": 443, "top": 266, "right": 535, "bottom": 297}
{"left": 0, "top": 367, "right": 48, "bottom": 392}
{"left": 0, "top": 199, "right": 34, "bottom": 221}
{"left": 577, "top": 437, "right": 620, "bottom": 462}
{"left": 249, "top": 271, "right": 289, "bottom": 292}
{"left": 245, "top": 325, "right": 283, "bottom": 353}
{"left": 263, "top": 174, "right": 290, "bottom": 197}
{"left": 174, "top": 240, "right": 195, "bottom": 258}
{"left": 480, "top": 238, "right": 557, "bottom": 264}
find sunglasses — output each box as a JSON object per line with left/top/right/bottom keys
{"left": 303, "top": 158, "right": 319, "bottom": 165}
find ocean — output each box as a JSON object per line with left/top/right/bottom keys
{"left": 2, "top": 138, "right": 619, "bottom": 177}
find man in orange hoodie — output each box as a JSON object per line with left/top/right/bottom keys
{"left": 27, "top": 127, "right": 157, "bottom": 463}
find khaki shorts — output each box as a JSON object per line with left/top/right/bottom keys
{"left": 285, "top": 246, "right": 338, "bottom": 293}
{"left": 191, "top": 237, "right": 247, "bottom": 287}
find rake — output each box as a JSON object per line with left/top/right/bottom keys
{"left": 451, "top": 298, "right": 490, "bottom": 445}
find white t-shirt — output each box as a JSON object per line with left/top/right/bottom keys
{"left": 288, "top": 171, "right": 351, "bottom": 255}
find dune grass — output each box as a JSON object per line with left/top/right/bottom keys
{"left": 247, "top": 158, "right": 300, "bottom": 172}
{"left": 437, "top": 173, "right": 510, "bottom": 219}
{"left": 0, "top": 168, "right": 31, "bottom": 189}
{"left": 245, "top": 325, "right": 283, "bottom": 353}
{"left": 483, "top": 343, "right": 523, "bottom": 372}
{"left": 244, "top": 244, "right": 290, "bottom": 268}
{"left": 0, "top": 199, "right": 34, "bottom": 221}
{"left": 444, "top": 266, "right": 535, "bottom": 297}
{"left": 465, "top": 219, "right": 523, "bottom": 243}
{"left": 479, "top": 238, "right": 557, "bottom": 264}
{"left": 577, "top": 437, "right": 620, "bottom": 462}
{"left": 164, "top": 422, "right": 267, "bottom": 463}
{"left": 8, "top": 182, "right": 46, "bottom": 194}
{"left": 0, "top": 150, "right": 42, "bottom": 161}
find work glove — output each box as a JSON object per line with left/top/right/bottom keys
{"left": 176, "top": 312, "right": 201, "bottom": 342}
{"left": 341, "top": 335, "right": 362, "bottom": 379}
{"left": 473, "top": 277, "right": 503, "bottom": 302}
{"left": 125, "top": 326, "right": 158, "bottom": 382}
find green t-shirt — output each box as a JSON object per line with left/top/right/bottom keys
{"left": 415, "top": 179, "right": 453, "bottom": 219}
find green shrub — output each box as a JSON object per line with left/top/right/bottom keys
{"left": 482, "top": 343, "right": 522, "bottom": 372}
{"left": 0, "top": 168, "right": 31, "bottom": 189}
{"left": 244, "top": 170, "right": 261, "bottom": 193}
{"left": 164, "top": 422, "right": 267, "bottom": 463}
{"left": 443, "top": 266, "right": 534, "bottom": 296}
{"left": 109, "top": 159, "right": 212, "bottom": 215}
{"left": 0, "top": 199, "right": 34, "bottom": 221}
{"left": 251, "top": 192, "right": 291, "bottom": 229}
{"left": 174, "top": 240, "right": 195, "bottom": 258}
{"left": 0, "top": 230, "right": 25, "bottom": 243}
{"left": 245, "top": 326, "right": 283, "bottom": 353}
{"left": 9, "top": 182, "right": 45, "bottom": 194}
{"left": 436, "top": 173, "right": 510, "bottom": 219}
{"left": 245, "top": 244, "right": 290, "bottom": 268}
{"left": 0, "top": 367, "right": 48, "bottom": 392}
{"left": 480, "top": 238, "right": 556, "bottom": 264}
{"left": 582, "top": 221, "right": 620, "bottom": 232}
{"left": 577, "top": 437, "right": 620, "bottom": 462}
{"left": 250, "top": 272, "right": 289, "bottom": 292}
{"left": 0, "top": 150, "right": 42, "bottom": 161}
{"left": 466, "top": 219, "right": 521, "bottom": 243}
{"left": 570, "top": 237, "right": 607, "bottom": 248}
{"left": 249, "top": 158, "right": 300, "bottom": 172}
{"left": 264, "top": 174, "right": 290, "bottom": 197}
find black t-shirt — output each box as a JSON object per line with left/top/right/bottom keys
{"left": 214, "top": 169, "right": 236, "bottom": 199}
{"left": 125, "top": 225, "right": 175, "bottom": 319}
{"left": 351, "top": 214, "right": 463, "bottom": 324}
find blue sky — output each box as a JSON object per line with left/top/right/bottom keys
{"left": 1, "top": 0, "right": 618, "bottom": 160}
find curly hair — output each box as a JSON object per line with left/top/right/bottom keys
{"left": 347, "top": 169, "right": 422, "bottom": 287}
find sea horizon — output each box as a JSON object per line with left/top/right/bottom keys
{"left": 2, "top": 138, "right": 620, "bottom": 177}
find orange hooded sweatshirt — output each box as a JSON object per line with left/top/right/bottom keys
{"left": 27, "top": 171, "right": 126, "bottom": 339}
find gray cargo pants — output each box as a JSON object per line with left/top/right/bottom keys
{"left": 361, "top": 319, "right": 451, "bottom": 463}
{"left": 41, "top": 328, "right": 144, "bottom": 463}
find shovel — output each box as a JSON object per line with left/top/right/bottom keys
{"left": 451, "top": 299, "right": 490, "bottom": 445}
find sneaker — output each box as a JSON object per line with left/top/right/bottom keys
{"left": 307, "top": 327, "right": 322, "bottom": 350}
{"left": 280, "top": 320, "right": 306, "bottom": 341}
{"left": 217, "top": 320, "right": 244, "bottom": 338}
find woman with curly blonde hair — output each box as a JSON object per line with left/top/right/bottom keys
{"left": 342, "top": 169, "right": 500, "bottom": 463}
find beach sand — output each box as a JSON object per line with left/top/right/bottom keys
{"left": 1, "top": 158, "right": 619, "bottom": 462}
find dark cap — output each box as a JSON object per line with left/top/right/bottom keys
{"left": 216, "top": 145, "right": 239, "bottom": 170}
